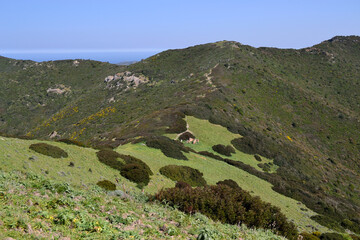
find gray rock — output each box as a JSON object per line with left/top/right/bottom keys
{"left": 107, "top": 190, "right": 131, "bottom": 200}
{"left": 29, "top": 156, "right": 38, "bottom": 161}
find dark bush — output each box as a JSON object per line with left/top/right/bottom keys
{"left": 198, "top": 151, "right": 223, "bottom": 160}
{"left": 258, "top": 163, "right": 271, "bottom": 172}
{"left": 212, "top": 144, "right": 235, "bottom": 156}
{"left": 300, "top": 232, "right": 320, "bottom": 240}
{"left": 320, "top": 233, "right": 346, "bottom": 240}
{"left": 56, "top": 138, "right": 86, "bottom": 147}
{"left": 159, "top": 165, "right": 207, "bottom": 187}
{"left": 178, "top": 131, "right": 195, "bottom": 141}
{"left": 310, "top": 215, "right": 344, "bottom": 232}
{"left": 165, "top": 112, "right": 187, "bottom": 133}
{"left": 118, "top": 154, "right": 153, "bottom": 175}
{"left": 29, "top": 143, "right": 68, "bottom": 158}
{"left": 96, "top": 149, "right": 125, "bottom": 170}
{"left": 254, "top": 154, "right": 262, "bottom": 162}
{"left": 216, "top": 179, "right": 240, "bottom": 189}
{"left": 175, "top": 181, "right": 191, "bottom": 189}
{"left": 155, "top": 184, "right": 298, "bottom": 239}
{"left": 145, "top": 136, "right": 189, "bottom": 160}
{"left": 350, "top": 234, "right": 360, "bottom": 240}
{"left": 120, "top": 163, "right": 150, "bottom": 186}
{"left": 96, "top": 149, "right": 152, "bottom": 187}
{"left": 97, "top": 180, "right": 116, "bottom": 191}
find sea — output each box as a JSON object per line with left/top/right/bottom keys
{"left": 0, "top": 50, "right": 162, "bottom": 64}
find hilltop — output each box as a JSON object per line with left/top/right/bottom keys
{"left": 1, "top": 36, "right": 360, "bottom": 239}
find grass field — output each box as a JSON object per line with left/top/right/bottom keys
{"left": 116, "top": 142, "right": 326, "bottom": 233}
{"left": 0, "top": 136, "right": 138, "bottom": 189}
{"left": 0, "top": 117, "right": 327, "bottom": 233}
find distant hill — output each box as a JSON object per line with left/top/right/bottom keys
{"left": 1, "top": 36, "right": 360, "bottom": 236}
{"left": 116, "top": 60, "right": 138, "bottom": 65}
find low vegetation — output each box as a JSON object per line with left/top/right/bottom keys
{"left": 0, "top": 170, "right": 288, "bottom": 239}
{"left": 145, "top": 136, "right": 190, "bottom": 160}
{"left": 29, "top": 143, "right": 68, "bottom": 158}
{"left": 155, "top": 184, "right": 299, "bottom": 239}
{"left": 212, "top": 144, "right": 235, "bottom": 156}
{"left": 159, "top": 165, "right": 207, "bottom": 187}
{"left": 96, "top": 180, "right": 116, "bottom": 191}
{"left": 96, "top": 149, "right": 152, "bottom": 187}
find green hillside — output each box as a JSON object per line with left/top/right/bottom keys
{"left": 1, "top": 36, "right": 360, "bottom": 238}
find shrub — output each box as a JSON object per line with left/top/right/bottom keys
{"left": 258, "top": 163, "right": 271, "bottom": 172}
{"left": 56, "top": 138, "right": 86, "bottom": 147}
{"left": 118, "top": 154, "right": 153, "bottom": 175}
{"left": 96, "top": 149, "right": 152, "bottom": 187}
{"left": 178, "top": 132, "right": 195, "bottom": 141}
{"left": 300, "top": 232, "right": 320, "bottom": 240}
{"left": 120, "top": 163, "right": 150, "bottom": 186}
{"left": 216, "top": 179, "right": 240, "bottom": 189}
{"left": 29, "top": 143, "right": 68, "bottom": 158}
{"left": 145, "top": 136, "right": 189, "bottom": 160}
{"left": 96, "top": 149, "right": 125, "bottom": 170}
{"left": 319, "top": 233, "right": 346, "bottom": 240}
{"left": 254, "top": 154, "right": 262, "bottom": 162}
{"left": 97, "top": 180, "right": 116, "bottom": 191}
{"left": 212, "top": 144, "right": 235, "bottom": 156}
{"left": 165, "top": 112, "right": 187, "bottom": 133}
{"left": 155, "top": 184, "right": 298, "bottom": 239}
{"left": 175, "top": 181, "right": 191, "bottom": 189}
{"left": 159, "top": 165, "right": 207, "bottom": 187}
{"left": 198, "top": 151, "right": 223, "bottom": 160}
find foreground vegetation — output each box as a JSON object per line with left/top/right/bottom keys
{"left": 0, "top": 170, "right": 288, "bottom": 239}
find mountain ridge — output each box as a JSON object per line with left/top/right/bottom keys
{"left": 1, "top": 36, "right": 360, "bottom": 235}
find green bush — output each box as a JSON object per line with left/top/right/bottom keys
{"left": 159, "top": 165, "right": 207, "bottom": 187}
{"left": 155, "top": 184, "right": 298, "bottom": 239}
{"left": 300, "top": 232, "right": 320, "bottom": 240}
{"left": 96, "top": 149, "right": 152, "bottom": 187}
{"left": 212, "top": 144, "right": 235, "bottom": 156}
{"left": 96, "top": 180, "right": 116, "bottom": 191}
{"left": 319, "top": 233, "right": 346, "bottom": 240}
{"left": 118, "top": 154, "right": 153, "bottom": 175}
{"left": 216, "top": 179, "right": 240, "bottom": 189}
{"left": 29, "top": 143, "right": 68, "bottom": 158}
{"left": 56, "top": 138, "right": 86, "bottom": 147}
{"left": 120, "top": 163, "right": 150, "bottom": 186}
{"left": 178, "top": 132, "right": 195, "bottom": 141}
{"left": 254, "top": 154, "right": 262, "bottom": 162}
{"left": 198, "top": 151, "right": 223, "bottom": 160}
{"left": 175, "top": 181, "right": 191, "bottom": 189}
{"left": 96, "top": 149, "right": 125, "bottom": 170}
{"left": 258, "top": 163, "right": 271, "bottom": 172}
{"left": 145, "top": 136, "right": 189, "bottom": 160}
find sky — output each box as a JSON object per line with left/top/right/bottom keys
{"left": 0, "top": 0, "right": 359, "bottom": 62}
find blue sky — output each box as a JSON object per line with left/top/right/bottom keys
{"left": 1, "top": 0, "right": 359, "bottom": 54}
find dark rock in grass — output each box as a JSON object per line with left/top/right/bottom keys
{"left": 28, "top": 156, "right": 38, "bottom": 161}
{"left": 68, "top": 162, "right": 74, "bottom": 167}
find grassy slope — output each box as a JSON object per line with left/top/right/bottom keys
{"left": 117, "top": 116, "right": 326, "bottom": 233}
{"left": 0, "top": 170, "right": 287, "bottom": 240}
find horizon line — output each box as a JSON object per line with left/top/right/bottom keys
{"left": 0, "top": 48, "right": 166, "bottom": 54}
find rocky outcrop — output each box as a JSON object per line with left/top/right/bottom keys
{"left": 104, "top": 71, "right": 149, "bottom": 90}
{"left": 46, "top": 84, "right": 71, "bottom": 95}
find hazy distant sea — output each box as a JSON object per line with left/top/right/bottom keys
{"left": 0, "top": 51, "right": 161, "bottom": 64}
